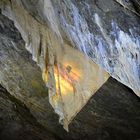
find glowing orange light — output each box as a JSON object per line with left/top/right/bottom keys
{"left": 63, "top": 62, "right": 82, "bottom": 81}
{"left": 42, "top": 63, "right": 81, "bottom": 96}
{"left": 54, "top": 64, "right": 80, "bottom": 96}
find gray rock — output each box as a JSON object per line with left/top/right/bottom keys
{"left": 1, "top": 0, "right": 140, "bottom": 96}
{"left": 50, "top": 0, "right": 140, "bottom": 96}
{"left": 0, "top": 12, "right": 140, "bottom": 140}
{"left": 0, "top": 85, "right": 60, "bottom": 140}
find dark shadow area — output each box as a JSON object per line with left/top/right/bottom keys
{"left": 69, "top": 78, "right": 140, "bottom": 140}
{"left": 0, "top": 85, "right": 61, "bottom": 140}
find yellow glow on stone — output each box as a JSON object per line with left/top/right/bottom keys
{"left": 54, "top": 73, "right": 73, "bottom": 95}
{"left": 54, "top": 65, "right": 80, "bottom": 96}
{"left": 42, "top": 63, "right": 81, "bottom": 96}
{"left": 63, "top": 62, "right": 82, "bottom": 80}
{"left": 42, "top": 69, "right": 47, "bottom": 82}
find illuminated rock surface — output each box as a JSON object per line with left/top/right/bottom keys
{"left": 0, "top": 0, "right": 109, "bottom": 130}
{"left": 0, "top": 0, "right": 140, "bottom": 139}
{"left": 4, "top": 0, "right": 139, "bottom": 97}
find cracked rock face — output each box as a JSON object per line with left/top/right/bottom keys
{"left": 0, "top": 6, "right": 140, "bottom": 139}
{"left": 0, "top": 0, "right": 109, "bottom": 130}
{"left": 5, "top": 0, "right": 140, "bottom": 97}
{"left": 0, "top": 0, "right": 140, "bottom": 138}
{"left": 50, "top": 0, "right": 140, "bottom": 96}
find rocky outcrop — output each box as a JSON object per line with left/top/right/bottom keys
{"left": 0, "top": 0, "right": 140, "bottom": 139}
{"left": 0, "top": 9, "right": 140, "bottom": 140}
{"left": 50, "top": 0, "right": 140, "bottom": 97}
{"left": 0, "top": 0, "right": 110, "bottom": 130}
{"left": 3, "top": 0, "right": 139, "bottom": 97}
{"left": 1, "top": 0, "right": 140, "bottom": 129}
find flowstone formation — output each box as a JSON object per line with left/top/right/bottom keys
{"left": 0, "top": 0, "right": 140, "bottom": 131}
{"left": 0, "top": 0, "right": 109, "bottom": 130}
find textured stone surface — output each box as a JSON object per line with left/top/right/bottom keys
{"left": 0, "top": 1, "right": 140, "bottom": 126}
{"left": 0, "top": 11, "right": 140, "bottom": 140}
{"left": 0, "top": 0, "right": 109, "bottom": 129}
{"left": 0, "top": 85, "right": 59, "bottom": 140}
{"left": 50, "top": 0, "right": 140, "bottom": 96}
{"left": 8, "top": 0, "right": 140, "bottom": 96}
{"left": 0, "top": 12, "right": 63, "bottom": 136}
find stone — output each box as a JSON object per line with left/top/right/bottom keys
{"left": 0, "top": 85, "right": 59, "bottom": 140}
{"left": 0, "top": 0, "right": 140, "bottom": 139}
{"left": 0, "top": 0, "right": 109, "bottom": 130}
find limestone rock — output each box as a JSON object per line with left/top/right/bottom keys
{"left": 0, "top": 0, "right": 109, "bottom": 130}
{"left": 50, "top": 0, "right": 140, "bottom": 96}
{"left": 0, "top": 0, "right": 140, "bottom": 139}
{"left": 0, "top": 13, "right": 140, "bottom": 139}
{"left": 1, "top": 0, "right": 139, "bottom": 96}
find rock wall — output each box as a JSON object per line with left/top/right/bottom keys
{"left": 0, "top": 0, "right": 140, "bottom": 139}
{"left": 0, "top": 0, "right": 109, "bottom": 130}
{"left": 0, "top": 10, "right": 140, "bottom": 139}
{"left": 51, "top": 0, "right": 140, "bottom": 96}
{"left": 0, "top": 85, "right": 59, "bottom": 140}
{"left": 2, "top": 0, "right": 139, "bottom": 97}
